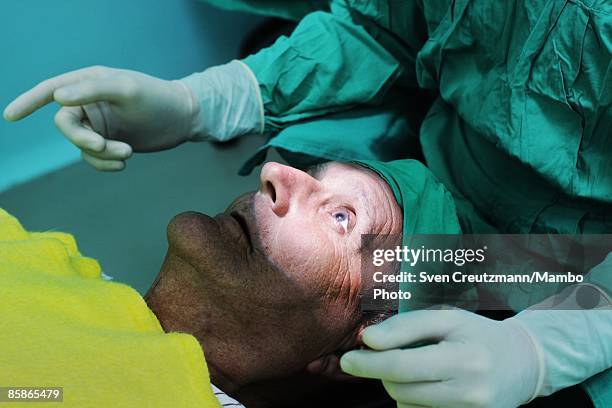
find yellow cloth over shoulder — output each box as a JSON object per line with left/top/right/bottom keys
{"left": 0, "top": 209, "right": 220, "bottom": 407}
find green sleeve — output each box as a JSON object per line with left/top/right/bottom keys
{"left": 583, "top": 370, "right": 612, "bottom": 408}
{"left": 199, "top": 0, "right": 327, "bottom": 21}
{"left": 242, "top": 2, "right": 427, "bottom": 133}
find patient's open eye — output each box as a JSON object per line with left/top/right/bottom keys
{"left": 333, "top": 210, "right": 350, "bottom": 233}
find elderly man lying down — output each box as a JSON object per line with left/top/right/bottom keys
{"left": 4, "top": 0, "right": 612, "bottom": 404}
{"left": 0, "top": 159, "right": 405, "bottom": 407}
{"left": 2, "top": 157, "right": 611, "bottom": 407}
{"left": 145, "top": 160, "right": 404, "bottom": 406}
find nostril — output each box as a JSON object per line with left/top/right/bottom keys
{"left": 266, "top": 181, "right": 276, "bottom": 203}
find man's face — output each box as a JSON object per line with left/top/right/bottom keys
{"left": 253, "top": 161, "right": 403, "bottom": 324}
{"left": 145, "top": 161, "right": 402, "bottom": 391}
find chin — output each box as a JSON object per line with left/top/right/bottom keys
{"left": 166, "top": 211, "right": 218, "bottom": 259}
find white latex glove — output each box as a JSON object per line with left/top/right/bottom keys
{"left": 3, "top": 66, "right": 198, "bottom": 171}
{"left": 512, "top": 281, "right": 612, "bottom": 398}
{"left": 340, "top": 308, "right": 541, "bottom": 408}
{"left": 3, "top": 60, "right": 263, "bottom": 171}
{"left": 180, "top": 60, "right": 263, "bottom": 142}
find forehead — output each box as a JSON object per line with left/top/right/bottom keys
{"left": 309, "top": 162, "right": 382, "bottom": 193}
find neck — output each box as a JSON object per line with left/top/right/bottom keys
{"left": 207, "top": 358, "right": 241, "bottom": 394}
{"left": 145, "top": 300, "right": 245, "bottom": 393}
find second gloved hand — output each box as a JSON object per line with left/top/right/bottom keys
{"left": 340, "top": 308, "right": 542, "bottom": 408}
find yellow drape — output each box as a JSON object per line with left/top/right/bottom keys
{"left": 0, "top": 209, "right": 220, "bottom": 407}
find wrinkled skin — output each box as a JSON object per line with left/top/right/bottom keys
{"left": 144, "top": 161, "right": 402, "bottom": 403}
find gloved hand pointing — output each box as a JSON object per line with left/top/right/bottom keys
{"left": 340, "top": 308, "right": 542, "bottom": 408}
{"left": 4, "top": 66, "right": 201, "bottom": 171}
{"left": 4, "top": 61, "right": 263, "bottom": 171}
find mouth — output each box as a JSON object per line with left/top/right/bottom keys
{"left": 230, "top": 210, "right": 253, "bottom": 249}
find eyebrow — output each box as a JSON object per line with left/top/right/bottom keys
{"left": 306, "top": 161, "right": 332, "bottom": 180}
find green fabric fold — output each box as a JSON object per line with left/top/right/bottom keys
{"left": 353, "top": 159, "right": 463, "bottom": 313}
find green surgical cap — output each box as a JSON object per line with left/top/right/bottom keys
{"left": 353, "top": 159, "right": 462, "bottom": 312}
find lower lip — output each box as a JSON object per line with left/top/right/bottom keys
{"left": 229, "top": 213, "right": 253, "bottom": 248}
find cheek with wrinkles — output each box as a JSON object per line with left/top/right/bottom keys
{"left": 285, "top": 233, "right": 353, "bottom": 300}
{"left": 329, "top": 247, "right": 360, "bottom": 300}
{"left": 270, "top": 227, "right": 327, "bottom": 272}
{"left": 260, "top": 220, "right": 346, "bottom": 292}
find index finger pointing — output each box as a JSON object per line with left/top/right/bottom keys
{"left": 3, "top": 66, "right": 108, "bottom": 121}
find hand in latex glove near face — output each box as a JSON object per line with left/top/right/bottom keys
{"left": 4, "top": 61, "right": 263, "bottom": 171}
{"left": 341, "top": 309, "right": 541, "bottom": 408}
{"left": 3, "top": 66, "right": 200, "bottom": 171}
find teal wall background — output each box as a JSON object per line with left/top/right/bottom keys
{"left": 0, "top": 0, "right": 262, "bottom": 192}
{"left": 0, "top": 1, "right": 273, "bottom": 293}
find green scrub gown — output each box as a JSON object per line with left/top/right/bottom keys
{"left": 209, "top": 0, "right": 612, "bottom": 404}
{"left": 239, "top": 0, "right": 611, "bottom": 236}
{"left": 201, "top": 0, "right": 327, "bottom": 21}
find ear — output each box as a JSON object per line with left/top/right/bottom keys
{"left": 306, "top": 324, "right": 367, "bottom": 382}
{"left": 306, "top": 353, "right": 361, "bottom": 382}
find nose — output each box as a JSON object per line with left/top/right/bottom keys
{"left": 259, "top": 162, "right": 319, "bottom": 216}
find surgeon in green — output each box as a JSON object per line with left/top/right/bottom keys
{"left": 4, "top": 1, "right": 611, "bottom": 406}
